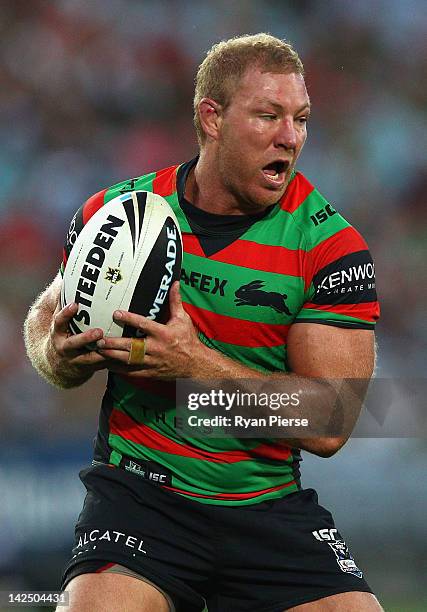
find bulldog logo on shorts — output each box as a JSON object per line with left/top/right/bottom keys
{"left": 312, "top": 529, "right": 363, "bottom": 579}
{"left": 327, "top": 540, "right": 363, "bottom": 579}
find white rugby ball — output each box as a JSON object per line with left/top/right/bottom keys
{"left": 61, "top": 190, "right": 182, "bottom": 339}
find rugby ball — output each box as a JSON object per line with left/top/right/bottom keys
{"left": 61, "top": 190, "right": 182, "bottom": 339}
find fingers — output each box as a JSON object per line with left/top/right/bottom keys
{"left": 52, "top": 284, "right": 186, "bottom": 376}
{"left": 168, "top": 281, "right": 184, "bottom": 319}
{"left": 62, "top": 328, "right": 104, "bottom": 354}
{"left": 52, "top": 302, "right": 104, "bottom": 357}
{"left": 70, "top": 350, "right": 110, "bottom": 368}
{"left": 95, "top": 335, "right": 133, "bottom": 362}
{"left": 113, "top": 310, "right": 159, "bottom": 336}
{"left": 96, "top": 337, "right": 151, "bottom": 367}
{"left": 110, "top": 282, "right": 184, "bottom": 336}
{"left": 53, "top": 302, "right": 79, "bottom": 334}
{"left": 95, "top": 336, "right": 130, "bottom": 351}
{"left": 96, "top": 348, "right": 130, "bottom": 363}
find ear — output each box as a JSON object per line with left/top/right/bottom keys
{"left": 197, "top": 98, "right": 222, "bottom": 142}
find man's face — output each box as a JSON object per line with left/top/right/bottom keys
{"left": 216, "top": 67, "right": 310, "bottom": 211}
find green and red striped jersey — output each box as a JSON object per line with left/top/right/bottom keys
{"left": 62, "top": 159, "right": 379, "bottom": 506}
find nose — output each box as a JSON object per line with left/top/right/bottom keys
{"left": 275, "top": 118, "right": 297, "bottom": 150}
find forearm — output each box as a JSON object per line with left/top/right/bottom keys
{"left": 24, "top": 293, "right": 93, "bottom": 389}
{"left": 188, "top": 343, "right": 365, "bottom": 457}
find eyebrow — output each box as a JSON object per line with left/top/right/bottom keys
{"left": 254, "top": 99, "right": 311, "bottom": 114}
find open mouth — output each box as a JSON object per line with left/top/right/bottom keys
{"left": 262, "top": 160, "right": 290, "bottom": 184}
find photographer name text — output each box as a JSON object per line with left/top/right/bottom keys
{"left": 187, "top": 415, "right": 309, "bottom": 429}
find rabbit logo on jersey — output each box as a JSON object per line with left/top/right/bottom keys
{"left": 312, "top": 529, "right": 363, "bottom": 579}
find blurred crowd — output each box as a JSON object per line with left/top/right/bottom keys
{"left": 0, "top": 0, "right": 426, "bottom": 428}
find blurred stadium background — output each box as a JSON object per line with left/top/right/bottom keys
{"left": 0, "top": 1, "right": 426, "bottom": 610}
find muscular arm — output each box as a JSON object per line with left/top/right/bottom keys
{"left": 176, "top": 318, "right": 374, "bottom": 457}
{"left": 23, "top": 272, "right": 108, "bottom": 389}
{"left": 98, "top": 283, "right": 375, "bottom": 457}
{"left": 279, "top": 323, "right": 375, "bottom": 456}
{"left": 185, "top": 323, "right": 373, "bottom": 457}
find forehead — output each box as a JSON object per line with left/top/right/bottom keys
{"left": 231, "top": 67, "right": 309, "bottom": 109}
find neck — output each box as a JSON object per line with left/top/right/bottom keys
{"left": 185, "top": 149, "right": 251, "bottom": 216}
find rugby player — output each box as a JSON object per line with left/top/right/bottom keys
{"left": 24, "top": 34, "right": 383, "bottom": 611}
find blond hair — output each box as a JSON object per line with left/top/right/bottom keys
{"left": 194, "top": 33, "right": 304, "bottom": 145}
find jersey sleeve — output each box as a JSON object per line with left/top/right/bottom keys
{"left": 60, "top": 188, "right": 107, "bottom": 276}
{"left": 292, "top": 190, "right": 380, "bottom": 330}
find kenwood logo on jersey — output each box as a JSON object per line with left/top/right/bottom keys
{"left": 312, "top": 250, "right": 377, "bottom": 306}
{"left": 235, "top": 280, "right": 292, "bottom": 315}
{"left": 312, "top": 529, "right": 363, "bottom": 578}
{"left": 317, "top": 263, "right": 375, "bottom": 293}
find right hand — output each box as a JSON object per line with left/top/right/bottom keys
{"left": 48, "top": 301, "right": 109, "bottom": 375}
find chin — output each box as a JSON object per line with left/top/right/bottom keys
{"left": 247, "top": 191, "right": 282, "bottom": 211}
{"left": 231, "top": 179, "right": 286, "bottom": 212}
{"left": 258, "top": 184, "right": 287, "bottom": 206}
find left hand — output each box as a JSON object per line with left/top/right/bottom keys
{"left": 96, "top": 282, "right": 203, "bottom": 379}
